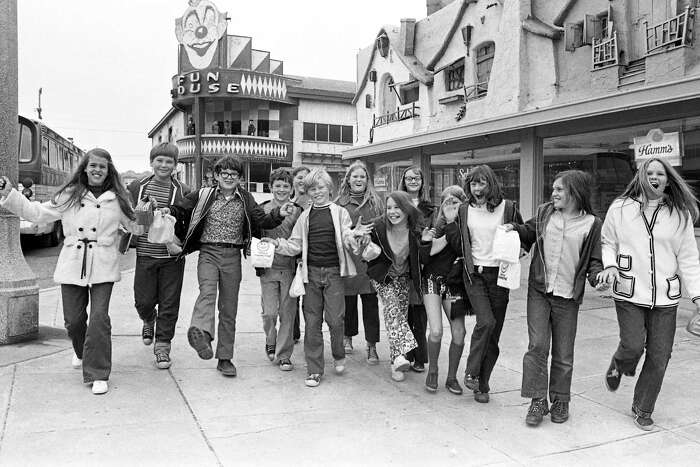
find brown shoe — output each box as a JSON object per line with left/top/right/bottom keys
{"left": 216, "top": 359, "right": 237, "bottom": 377}
{"left": 187, "top": 326, "right": 213, "bottom": 360}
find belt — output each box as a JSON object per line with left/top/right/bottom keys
{"left": 475, "top": 265, "right": 499, "bottom": 273}
{"left": 77, "top": 238, "right": 97, "bottom": 279}
{"left": 203, "top": 242, "right": 243, "bottom": 249}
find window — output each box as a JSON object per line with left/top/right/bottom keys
{"left": 329, "top": 125, "right": 341, "bottom": 143}
{"left": 41, "top": 136, "right": 48, "bottom": 164}
{"left": 18, "top": 122, "right": 33, "bottom": 162}
{"left": 476, "top": 42, "right": 495, "bottom": 92}
{"left": 376, "top": 33, "right": 389, "bottom": 58}
{"left": 316, "top": 124, "right": 329, "bottom": 142}
{"left": 303, "top": 123, "right": 353, "bottom": 144}
{"left": 303, "top": 122, "right": 315, "bottom": 140}
{"left": 446, "top": 58, "right": 465, "bottom": 91}
{"left": 49, "top": 140, "right": 59, "bottom": 168}
{"left": 341, "top": 126, "right": 353, "bottom": 144}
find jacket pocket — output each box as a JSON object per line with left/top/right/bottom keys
{"left": 616, "top": 254, "right": 632, "bottom": 272}
{"left": 613, "top": 272, "right": 635, "bottom": 298}
{"left": 666, "top": 275, "right": 682, "bottom": 300}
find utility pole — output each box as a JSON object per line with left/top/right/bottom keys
{"left": 0, "top": 0, "right": 39, "bottom": 344}
{"left": 36, "top": 87, "right": 42, "bottom": 120}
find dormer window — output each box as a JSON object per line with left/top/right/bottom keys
{"left": 376, "top": 33, "right": 390, "bottom": 58}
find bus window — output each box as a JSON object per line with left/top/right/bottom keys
{"left": 18, "top": 122, "right": 33, "bottom": 162}
{"left": 49, "top": 139, "right": 58, "bottom": 169}
{"left": 41, "top": 136, "right": 49, "bottom": 164}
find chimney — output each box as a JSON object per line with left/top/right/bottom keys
{"left": 427, "top": 0, "right": 457, "bottom": 16}
{"left": 400, "top": 18, "right": 416, "bottom": 56}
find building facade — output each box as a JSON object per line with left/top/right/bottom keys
{"left": 345, "top": 0, "right": 700, "bottom": 223}
{"left": 148, "top": 0, "right": 355, "bottom": 193}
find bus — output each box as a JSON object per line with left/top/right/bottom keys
{"left": 17, "top": 115, "right": 84, "bottom": 246}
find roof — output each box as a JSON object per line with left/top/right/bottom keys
{"left": 147, "top": 107, "right": 179, "bottom": 138}
{"left": 286, "top": 75, "right": 356, "bottom": 102}
{"left": 352, "top": 0, "right": 474, "bottom": 104}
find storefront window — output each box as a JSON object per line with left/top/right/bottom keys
{"left": 543, "top": 115, "right": 700, "bottom": 220}
{"left": 430, "top": 143, "right": 521, "bottom": 206}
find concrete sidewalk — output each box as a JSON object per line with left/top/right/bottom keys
{"left": 1, "top": 255, "right": 700, "bottom": 466}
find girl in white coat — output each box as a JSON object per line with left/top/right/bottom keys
{"left": 0, "top": 148, "right": 143, "bottom": 395}
{"left": 598, "top": 157, "right": 700, "bottom": 430}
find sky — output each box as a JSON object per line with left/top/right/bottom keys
{"left": 17, "top": 0, "right": 428, "bottom": 172}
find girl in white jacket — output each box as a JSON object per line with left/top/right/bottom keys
{"left": 598, "top": 157, "right": 700, "bottom": 431}
{"left": 0, "top": 148, "right": 143, "bottom": 395}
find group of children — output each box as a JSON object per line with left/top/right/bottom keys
{"left": 2, "top": 143, "right": 699, "bottom": 434}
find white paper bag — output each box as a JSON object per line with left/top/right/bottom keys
{"left": 148, "top": 211, "right": 176, "bottom": 244}
{"left": 492, "top": 226, "right": 521, "bottom": 264}
{"left": 249, "top": 237, "right": 275, "bottom": 268}
{"left": 497, "top": 261, "right": 521, "bottom": 290}
{"left": 289, "top": 262, "right": 305, "bottom": 297}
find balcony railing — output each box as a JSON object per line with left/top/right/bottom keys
{"left": 592, "top": 31, "right": 619, "bottom": 68}
{"left": 176, "top": 134, "right": 289, "bottom": 160}
{"left": 463, "top": 82, "right": 488, "bottom": 102}
{"left": 372, "top": 102, "right": 420, "bottom": 129}
{"left": 646, "top": 6, "right": 695, "bottom": 54}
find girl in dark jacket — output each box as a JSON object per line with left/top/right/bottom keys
{"left": 420, "top": 186, "right": 471, "bottom": 395}
{"left": 362, "top": 191, "right": 422, "bottom": 382}
{"left": 504, "top": 170, "right": 605, "bottom": 427}
{"left": 397, "top": 166, "right": 434, "bottom": 372}
{"left": 444, "top": 164, "right": 523, "bottom": 403}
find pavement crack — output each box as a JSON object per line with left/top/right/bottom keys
{"left": 0, "top": 347, "right": 71, "bottom": 369}
{"left": 167, "top": 369, "right": 223, "bottom": 467}
{"left": 0, "top": 365, "right": 17, "bottom": 457}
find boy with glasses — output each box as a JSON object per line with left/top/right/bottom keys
{"left": 172, "top": 156, "right": 294, "bottom": 377}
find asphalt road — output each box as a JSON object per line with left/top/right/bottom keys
{"left": 21, "top": 238, "right": 137, "bottom": 290}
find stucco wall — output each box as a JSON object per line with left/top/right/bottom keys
{"left": 150, "top": 112, "right": 185, "bottom": 147}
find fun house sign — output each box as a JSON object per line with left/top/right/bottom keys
{"left": 171, "top": 70, "right": 294, "bottom": 104}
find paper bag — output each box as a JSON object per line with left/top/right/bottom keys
{"left": 249, "top": 237, "right": 275, "bottom": 268}
{"left": 148, "top": 211, "right": 176, "bottom": 244}
{"left": 492, "top": 226, "right": 521, "bottom": 264}
{"left": 497, "top": 261, "right": 521, "bottom": 290}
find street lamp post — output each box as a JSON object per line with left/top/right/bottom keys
{"left": 0, "top": 0, "right": 39, "bottom": 344}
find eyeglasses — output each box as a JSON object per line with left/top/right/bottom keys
{"left": 219, "top": 171, "right": 240, "bottom": 179}
{"left": 404, "top": 176, "right": 422, "bottom": 183}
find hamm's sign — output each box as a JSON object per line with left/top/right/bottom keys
{"left": 633, "top": 129, "right": 681, "bottom": 166}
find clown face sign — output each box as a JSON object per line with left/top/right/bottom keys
{"left": 175, "top": 0, "right": 228, "bottom": 70}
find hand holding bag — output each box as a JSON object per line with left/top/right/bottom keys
{"left": 249, "top": 237, "right": 275, "bottom": 268}
{"left": 687, "top": 311, "right": 700, "bottom": 337}
{"left": 492, "top": 226, "right": 521, "bottom": 264}
{"left": 289, "top": 262, "right": 305, "bottom": 298}
{"left": 147, "top": 211, "right": 176, "bottom": 244}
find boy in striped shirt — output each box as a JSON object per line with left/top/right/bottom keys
{"left": 127, "top": 143, "right": 190, "bottom": 369}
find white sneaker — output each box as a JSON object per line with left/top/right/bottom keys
{"left": 392, "top": 355, "right": 410, "bottom": 373}
{"left": 71, "top": 354, "right": 82, "bottom": 369}
{"left": 391, "top": 369, "right": 406, "bottom": 382}
{"left": 92, "top": 380, "right": 108, "bottom": 395}
{"left": 334, "top": 358, "right": 346, "bottom": 374}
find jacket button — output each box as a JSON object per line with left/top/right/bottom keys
{"left": 96, "top": 204, "right": 100, "bottom": 208}
{"left": 80, "top": 203, "right": 85, "bottom": 207}
{"left": 78, "top": 227, "right": 83, "bottom": 232}
{"left": 88, "top": 244, "right": 93, "bottom": 249}
{"left": 92, "top": 228, "right": 96, "bottom": 232}
{"left": 77, "top": 245, "right": 82, "bottom": 249}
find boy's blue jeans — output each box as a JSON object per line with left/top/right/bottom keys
{"left": 303, "top": 265, "right": 345, "bottom": 375}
